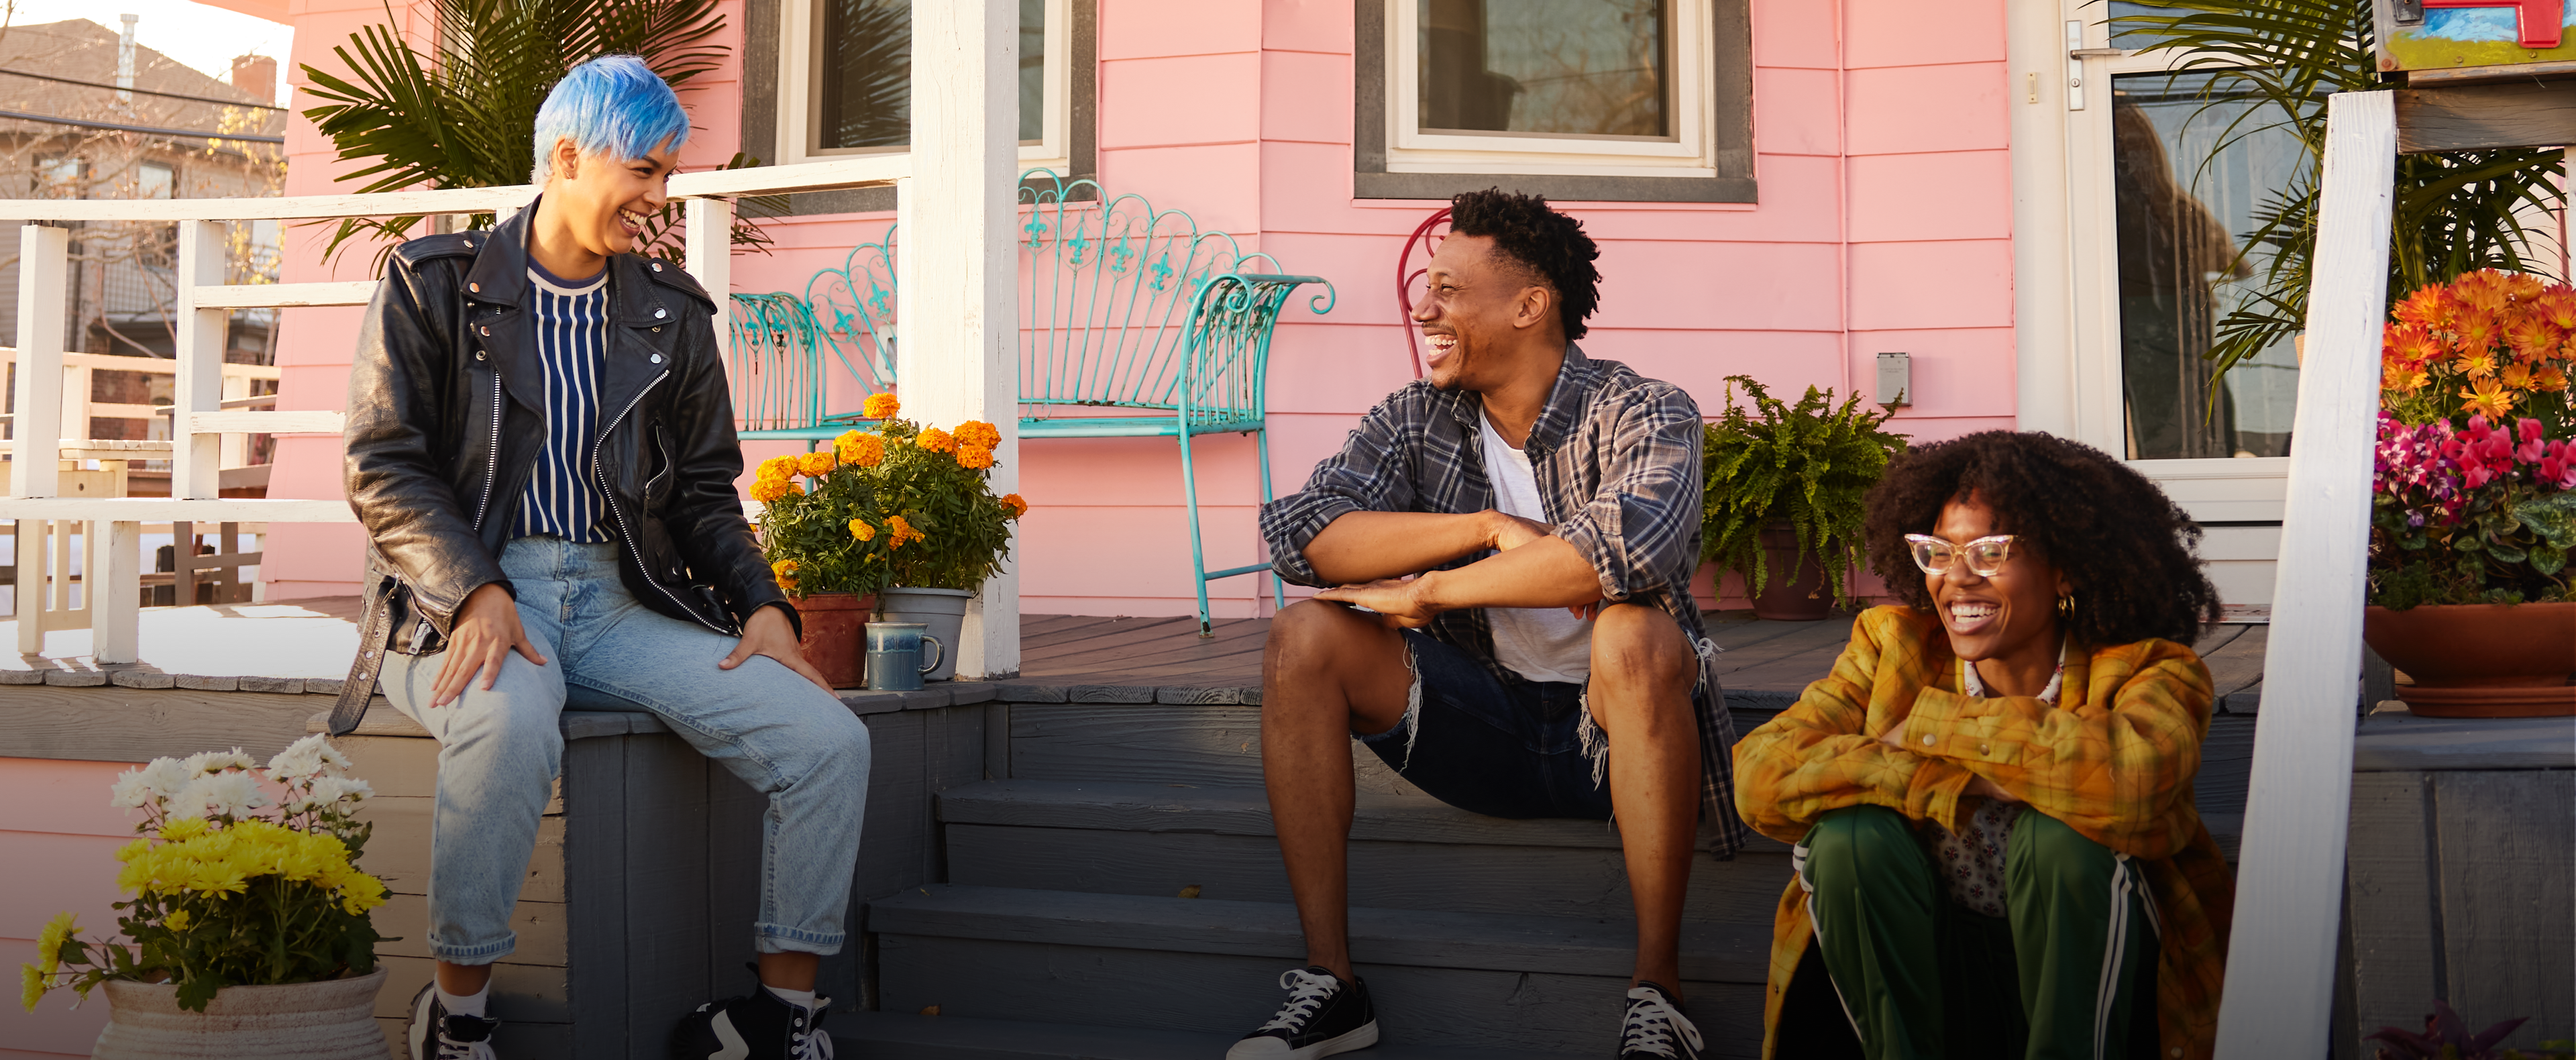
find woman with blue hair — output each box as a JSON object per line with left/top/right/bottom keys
{"left": 335, "top": 54, "right": 865, "bottom": 1060}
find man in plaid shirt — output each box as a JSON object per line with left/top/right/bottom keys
{"left": 1226, "top": 190, "right": 1748, "bottom": 1060}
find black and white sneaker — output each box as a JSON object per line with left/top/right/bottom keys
{"left": 1618, "top": 982, "right": 1705, "bottom": 1059}
{"left": 669, "top": 973, "right": 835, "bottom": 1060}
{"left": 404, "top": 982, "right": 500, "bottom": 1060}
{"left": 1228, "top": 965, "right": 1379, "bottom": 1059}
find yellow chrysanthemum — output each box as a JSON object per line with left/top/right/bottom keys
{"left": 837, "top": 432, "right": 885, "bottom": 468}
{"left": 166, "top": 908, "right": 193, "bottom": 931}
{"left": 336, "top": 872, "right": 388, "bottom": 915}
{"left": 863, "top": 392, "right": 902, "bottom": 419}
{"left": 916, "top": 427, "right": 954, "bottom": 454}
{"left": 158, "top": 818, "right": 209, "bottom": 842}
{"left": 955, "top": 420, "right": 1002, "bottom": 450}
{"left": 32, "top": 913, "right": 74, "bottom": 975}
{"left": 1001, "top": 493, "right": 1028, "bottom": 518}
{"left": 798, "top": 451, "right": 837, "bottom": 477}
{"left": 849, "top": 519, "right": 877, "bottom": 542}
{"left": 955, "top": 445, "right": 995, "bottom": 470}
{"left": 21, "top": 963, "right": 44, "bottom": 1012}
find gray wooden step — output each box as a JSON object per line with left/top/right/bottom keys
{"left": 830, "top": 1011, "right": 1564, "bottom": 1060}
{"left": 938, "top": 780, "right": 1792, "bottom": 924}
{"left": 868, "top": 885, "right": 1768, "bottom": 1057}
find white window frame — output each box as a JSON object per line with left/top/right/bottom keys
{"left": 776, "top": 0, "right": 1071, "bottom": 173}
{"left": 1382, "top": 0, "right": 1721, "bottom": 180}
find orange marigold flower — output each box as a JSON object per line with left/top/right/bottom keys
{"left": 798, "top": 451, "right": 837, "bottom": 477}
{"left": 2455, "top": 350, "right": 2500, "bottom": 378}
{"left": 863, "top": 392, "right": 902, "bottom": 419}
{"left": 916, "top": 427, "right": 955, "bottom": 453}
{"left": 837, "top": 432, "right": 885, "bottom": 468}
{"left": 749, "top": 478, "right": 790, "bottom": 503}
{"left": 849, "top": 519, "right": 876, "bottom": 542}
{"left": 2392, "top": 285, "right": 2451, "bottom": 327}
{"left": 955, "top": 420, "right": 1002, "bottom": 450}
{"left": 755, "top": 456, "right": 798, "bottom": 482}
{"left": 2461, "top": 376, "right": 2519, "bottom": 418}
{"left": 772, "top": 559, "right": 798, "bottom": 579}
{"left": 1001, "top": 493, "right": 1028, "bottom": 518}
{"left": 885, "top": 515, "right": 923, "bottom": 548}
{"left": 955, "top": 444, "right": 995, "bottom": 470}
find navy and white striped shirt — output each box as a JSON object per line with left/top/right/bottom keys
{"left": 509, "top": 263, "right": 610, "bottom": 543}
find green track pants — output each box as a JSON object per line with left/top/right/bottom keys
{"left": 1796, "top": 805, "right": 2157, "bottom": 1060}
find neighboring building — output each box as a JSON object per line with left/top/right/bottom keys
{"left": 257, "top": 0, "right": 2310, "bottom": 613}
{"left": 0, "top": 17, "right": 285, "bottom": 452}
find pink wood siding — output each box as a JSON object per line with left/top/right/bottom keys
{"left": 260, "top": 0, "right": 2015, "bottom": 618}
{"left": 0, "top": 758, "right": 145, "bottom": 1059}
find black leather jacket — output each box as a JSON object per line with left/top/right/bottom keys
{"left": 329, "top": 203, "right": 792, "bottom": 729}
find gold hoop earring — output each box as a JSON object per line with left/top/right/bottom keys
{"left": 2056, "top": 593, "right": 2076, "bottom": 619}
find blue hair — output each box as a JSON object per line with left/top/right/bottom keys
{"left": 530, "top": 55, "right": 691, "bottom": 184}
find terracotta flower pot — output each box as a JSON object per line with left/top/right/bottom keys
{"left": 1750, "top": 526, "right": 1833, "bottom": 622}
{"left": 2362, "top": 600, "right": 2576, "bottom": 717}
{"left": 91, "top": 967, "right": 386, "bottom": 1059}
{"left": 790, "top": 592, "right": 875, "bottom": 689}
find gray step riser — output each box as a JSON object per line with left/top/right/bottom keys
{"left": 945, "top": 823, "right": 1793, "bottom": 926}
{"left": 877, "top": 935, "right": 1766, "bottom": 1059}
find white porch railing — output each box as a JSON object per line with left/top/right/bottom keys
{"left": 4, "top": 155, "right": 909, "bottom": 662}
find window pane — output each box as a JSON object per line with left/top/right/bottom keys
{"left": 814, "top": 0, "right": 1049, "bottom": 151}
{"left": 1417, "top": 0, "right": 1668, "bottom": 138}
{"left": 2112, "top": 71, "right": 2312, "bottom": 460}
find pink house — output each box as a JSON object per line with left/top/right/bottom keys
{"left": 233, "top": 0, "right": 2293, "bottom": 619}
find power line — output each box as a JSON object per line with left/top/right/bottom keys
{"left": 0, "top": 66, "right": 286, "bottom": 112}
{"left": 0, "top": 107, "right": 283, "bottom": 144}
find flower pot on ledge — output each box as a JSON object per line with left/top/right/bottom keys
{"left": 2362, "top": 601, "right": 2576, "bottom": 717}
{"left": 91, "top": 967, "right": 387, "bottom": 1059}
{"left": 1750, "top": 525, "right": 1833, "bottom": 622}
{"left": 790, "top": 592, "right": 876, "bottom": 690}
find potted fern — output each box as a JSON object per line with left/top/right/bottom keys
{"left": 1702, "top": 376, "right": 1908, "bottom": 621}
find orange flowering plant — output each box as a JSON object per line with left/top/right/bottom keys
{"left": 2380, "top": 269, "right": 2573, "bottom": 428}
{"left": 751, "top": 392, "right": 1024, "bottom": 596}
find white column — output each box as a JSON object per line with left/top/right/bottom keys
{"left": 2213, "top": 90, "right": 2395, "bottom": 1059}
{"left": 11, "top": 223, "right": 68, "bottom": 498}
{"left": 905, "top": 0, "right": 1020, "bottom": 678}
{"left": 91, "top": 520, "right": 140, "bottom": 664}
{"left": 172, "top": 219, "right": 227, "bottom": 500}
{"left": 685, "top": 198, "right": 735, "bottom": 348}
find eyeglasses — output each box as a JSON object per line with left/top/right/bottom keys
{"left": 1904, "top": 533, "right": 2018, "bottom": 578}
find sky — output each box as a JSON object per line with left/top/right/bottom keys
{"left": 0, "top": 0, "right": 294, "bottom": 105}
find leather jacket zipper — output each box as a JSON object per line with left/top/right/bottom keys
{"left": 595, "top": 370, "right": 727, "bottom": 633}
{"left": 472, "top": 372, "right": 502, "bottom": 533}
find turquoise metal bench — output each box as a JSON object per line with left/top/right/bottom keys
{"left": 724, "top": 170, "right": 1336, "bottom": 634}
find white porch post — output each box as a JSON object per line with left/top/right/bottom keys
{"left": 11, "top": 223, "right": 68, "bottom": 500}
{"left": 684, "top": 198, "right": 735, "bottom": 349}
{"left": 173, "top": 219, "right": 227, "bottom": 500}
{"left": 2212, "top": 90, "right": 2395, "bottom": 1058}
{"left": 903, "top": 0, "right": 1020, "bottom": 678}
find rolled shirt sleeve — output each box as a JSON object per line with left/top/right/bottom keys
{"left": 1552, "top": 382, "right": 1705, "bottom": 603}
{"left": 1260, "top": 388, "right": 1423, "bottom": 588}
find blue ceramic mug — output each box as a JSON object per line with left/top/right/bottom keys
{"left": 865, "top": 622, "right": 945, "bottom": 692}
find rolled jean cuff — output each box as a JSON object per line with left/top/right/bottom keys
{"left": 755, "top": 923, "right": 846, "bottom": 956}
{"left": 430, "top": 933, "right": 519, "bottom": 965}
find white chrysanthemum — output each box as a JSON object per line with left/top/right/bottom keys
{"left": 180, "top": 748, "right": 255, "bottom": 776}
{"left": 267, "top": 735, "right": 332, "bottom": 780}
{"left": 170, "top": 771, "right": 266, "bottom": 820}
{"left": 108, "top": 768, "right": 154, "bottom": 809}
{"left": 135, "top": 757, "right": 191, "bottom": 798}
{"left": 307, "top": 776, "right": 374, "bottom": 804}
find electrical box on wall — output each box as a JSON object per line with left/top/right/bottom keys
{"left": 1876, "top": 352, "right": 1911, "bottom": 408}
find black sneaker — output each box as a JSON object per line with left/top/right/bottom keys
{"left": 1619, "top": 982, "right": 1705, "bottom": 1059}
{"left": 404, "top": 982, "right": 500, "bottom": 1060}
{"left": 1228, "top": 965, "right": 1379, "bottom": 1059}
{"left": 670, "top": 973, "right": 835, "bottom": 1060}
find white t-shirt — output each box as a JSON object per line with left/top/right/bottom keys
{"left": 1477, "top": 412, "right": 1595, "bottom": 684}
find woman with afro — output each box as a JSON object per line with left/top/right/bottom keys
{"left": 1733, "top": 431, "right": 2235, "bottom": 1060}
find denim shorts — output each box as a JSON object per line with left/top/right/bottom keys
{"left": 1356, "top": 629, "right": 1615, "bottom": 821}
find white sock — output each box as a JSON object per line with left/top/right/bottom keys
{"left": 437, "top": 986, "right": 488, "bottom": 1019}
{"left": 765, "top": 984, "right": 817, "bottom": 1011}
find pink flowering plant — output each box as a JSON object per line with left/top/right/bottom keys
{"left": 2373, "top": 275, "right": 2576, "bottom": 608}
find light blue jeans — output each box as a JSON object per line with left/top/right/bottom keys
{"left": 380, "top": 537, "right": 871, "bottom": 963}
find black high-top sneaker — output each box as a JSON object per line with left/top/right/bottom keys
{"left": 405, "top": 982, "right": 500, "bottom": 1060}
{"left": 1618, "top": 982, "right": 1705, "bottom": 1059}
{"left": 670, "top": 971, "right": 835, "bottom": 1060}
{"left": 1228, "top": 965, "right": 1379, "bottom": 1059}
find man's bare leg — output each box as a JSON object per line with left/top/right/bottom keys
{"left": 1586, "top": 605, "right": 1702, "bottom": 996}
{"left": 1260, "top": 600, "right": 1414, "bottom": 982}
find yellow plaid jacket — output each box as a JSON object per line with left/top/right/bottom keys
{"left": 1731, "top": 605, "right": 2235, "bottom": 1060}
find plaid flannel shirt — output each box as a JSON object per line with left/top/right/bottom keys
{"left": 1732, "top": 605, "right": 2235, "bottom": 1059}
{"left": 1260, "top": 344, "right": 1753, "bottom": 859}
